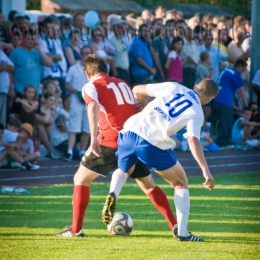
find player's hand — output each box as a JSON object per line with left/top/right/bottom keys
{"left": 202, "top": 169, "right": 214, "bottom": 191}
{"left": 203, "top": 176, "right": 214, "bottom": 191}
{"left": 91, "top": 137, "right": 101, "bottom": 157}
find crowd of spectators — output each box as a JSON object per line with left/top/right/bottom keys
{"left": 0, "top": 6, "right": 260, "bottom": 169}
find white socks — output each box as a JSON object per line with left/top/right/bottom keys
{"left": 109, "top": 168, "right": 128, "bottom": 199}
{"left": 174, "top": 189, "right": 190, "bottom": 237}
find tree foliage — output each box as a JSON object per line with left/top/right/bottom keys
{"left": 27, "top": 0, "right": 41, "bottom": 10}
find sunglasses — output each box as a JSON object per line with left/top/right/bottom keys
{"left": 251, "top": 109, "right": 258, "bottom": 112}
{"left": 81, "top": 52, "right": 91, "bottom": 55}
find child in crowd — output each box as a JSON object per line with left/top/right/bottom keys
{"left": 35, "top": 92, "right": 55, "bottom": 157}
{"left": 15, "top": 85, "right": 39, "bottom": 118}
{"left": 200, "top": 122, "right": 219, "bottom": 152}
{"left": 42, "top": 79, "right": 62, "bottom": 110}
{"left": 165, "top": 36, "right": 184, "bottom": 83}
{"left": 195, "top": 51, "right": 214, "bottom": 84}
{"left": 51, "top": 94, "right": 70, "bottom": 158}
{"left": 19, "top": 123, "right": 41, "bottom": 164}
{"left": 232, "top": 107, "right": 260, "bottom": 149}
{"left": 0, "top": 119, "right": 39, "bottom": 170}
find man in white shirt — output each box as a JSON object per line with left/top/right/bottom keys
{"left": 109, "top": 78, "right": 219, "bottom": 242}
{"left": 64, "top": 46, "right": 91, "bottom": 161}
{"left": 0, "top": 50, "right": 14, "bottom": 126}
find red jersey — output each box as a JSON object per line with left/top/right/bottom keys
{"left": 82, "top": 73, "right": 138, "bottom": 148}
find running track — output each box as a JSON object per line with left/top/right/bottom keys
{"left": 0, "top": 149, "right": 259, "bottom": 187}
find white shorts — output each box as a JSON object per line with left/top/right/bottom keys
{"left": 68, "top": 107, "right": 90, "bottom": 133}
{"left": 246, "top": 139, "right": 259, "bottom": 147}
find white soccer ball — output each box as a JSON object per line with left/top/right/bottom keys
{"left": 107, "top": 212, "right": 133, "bottom": 236}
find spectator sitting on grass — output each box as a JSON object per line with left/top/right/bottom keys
{"left": 50, "top": 94, "right": 70, "bottom": 159}
{"left": 0, "top": 119, "right": 39, "bottom": 170}
{"left": 232, "top": 107, "right": 260, "bottom": 150}
{"left": 11, "top": 123, "right": 41, "bottom": 168}
{"left": 200, "top": 123, "right": 219, "bottom": 152}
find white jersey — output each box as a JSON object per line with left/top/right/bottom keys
{"left": 123, "top": 82, "right": 204, "bottom": 150}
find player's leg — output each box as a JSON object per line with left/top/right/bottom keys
{"left": 57, "top": 146, "right": 118, "bottom": 237}
{"left": 241, "top": 125, "right": 254, "bottom": 144}
{"left": 135, "top": 174, "right": 178, "bottom": 233}
{"left": 155, "top": 162, "right": 204, "bottom": 241}
{"left": 102, "top": 131, "right": 138, "bottom": 224}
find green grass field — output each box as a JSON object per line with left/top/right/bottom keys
{"left": 1, "top": 172, "right": 260, "bottom": 260}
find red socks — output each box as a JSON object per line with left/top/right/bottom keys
{"left": 148, "top": 186, "right": 177, "bottom": 230}
{"left": 71, "top": 185, "right": 90, "bottom": 233}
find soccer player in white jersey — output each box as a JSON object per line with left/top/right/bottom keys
{"left": 112, "top": 78, "right": 219, "bottom": 242}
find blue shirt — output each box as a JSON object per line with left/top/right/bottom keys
{"left": 129, "top": 37, "right": 153, "bottom": 76}
{"left": 213, "top": 67, "right": 243, "bottom": 107}
{"left": 198, "top": 44, "right": 227, "bottom": 82}
{"left": 10, "top": 47, "right": 41, "bottom": 94}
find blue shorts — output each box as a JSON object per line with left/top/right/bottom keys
{"left": 117, "top": 131, "right": 177, "bottom": 172}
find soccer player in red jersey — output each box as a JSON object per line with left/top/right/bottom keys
{"left": 56, "top": 55, "right": 177, "bottom": 237}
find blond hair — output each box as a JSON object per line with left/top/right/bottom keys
{"left": 196, "top": 78, "right": 219, "bottom": 97}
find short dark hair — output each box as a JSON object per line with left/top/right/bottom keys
{"left": 165, "top": 19, "right": 175, "bottom": 26}
{"left": 0, "top": 123, "right": 4, "bottom": 130}
{"left": 44, "top": 92, "right": 54, "bottom": 100}
{"left": 234, "top": 58, "right": 247, "bottom": 68}
{"left": 62, "top": 94, "right": 70, "bottom": 105}
{"left": 196, "top": 78, "right": 219, "bottom": 97}
{"left": 200, "top": 51, "right": 209, "bottom": 62}
{"left": 241, "top": 106, "right": 251, "bottom": 113}
{"left": 84, "top": 54, "right": 108, "bottom": 76}
{"left": 7, "top": 118, "right": 21, "bottom": 128}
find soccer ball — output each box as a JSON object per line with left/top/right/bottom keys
{"left": 107, "top": 212, "right": 133, "bottom": 236}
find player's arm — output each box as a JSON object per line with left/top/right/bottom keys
{"left": 132, "top": 84, "right": 148, "bottom": 109}
{"left": 188, "top": 136, "right": 214, "bottom": 191}
{"left": 87, "top": 100, "right": 101, "bottom": 157}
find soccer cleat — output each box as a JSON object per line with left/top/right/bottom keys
{"left": 21, "top": 161, "right": 40, "bottom": 170}
{"left": 102, "top": 192, "right": 116, "bottom": 225}
{"left": 56, "top": 226, "right": 85, "bottom": 238}
{"left": 178, "top": 233, "right": 204, "bottom": 242}
{"left": 64, "top": 153, "right": 73, "bottom": 162}
{"left": 172, "top": 224, "right": 178, "bottom": 238}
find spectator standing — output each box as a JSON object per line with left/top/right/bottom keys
{"left": 109, "top": 19, "right": 131, "bottom": 84}
{"left": 155, "top": 5, "right": 166, "bottom": 19}
{"left": 198, "top": 32, "right": 227, "bottom": 83}
{"left": 129, "top": 24, "right": 156, "bottom": 85}
{"left": 165, "top": 36, "right": 184, "bottom": 83}
{"left": 0, "top": 49, "right": 14, "bottom": 126}
{"left": 179, "top": 22, "right": 200, "bottom": 89}
{"left": 212, "top": 59, "right": 248, "bottom": 147}
{"left": 64, "top": 29, "right": 81, "bottom": 68}
{"left": 9, "top": 29, "right": 53, "bottom": 97}
{"left": 39, "top": 16, "right": 67, "bottom": 95}
{"left": 152, "top": 25, "right": 170, "bottom": 82}
{"left": 64, "top": 46, "right": 91, "bottom": 161}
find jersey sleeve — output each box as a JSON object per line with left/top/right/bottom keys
{"left": 82, "top": 82, "right": 98, "bottom": 105}
{"left": 147, "top": 82, "right": 176, "bottom": 97}
{"left": 65, "top": 67, "right": 73, "bottom": 84}
{"left": 233, "top": 71, "right": 244, "bottom": 89}
{"left": 183, "top": 117, "right": 203, "bottom": 140}
{"left": 168, "top": 50, "right": 177, "bottom": 59}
